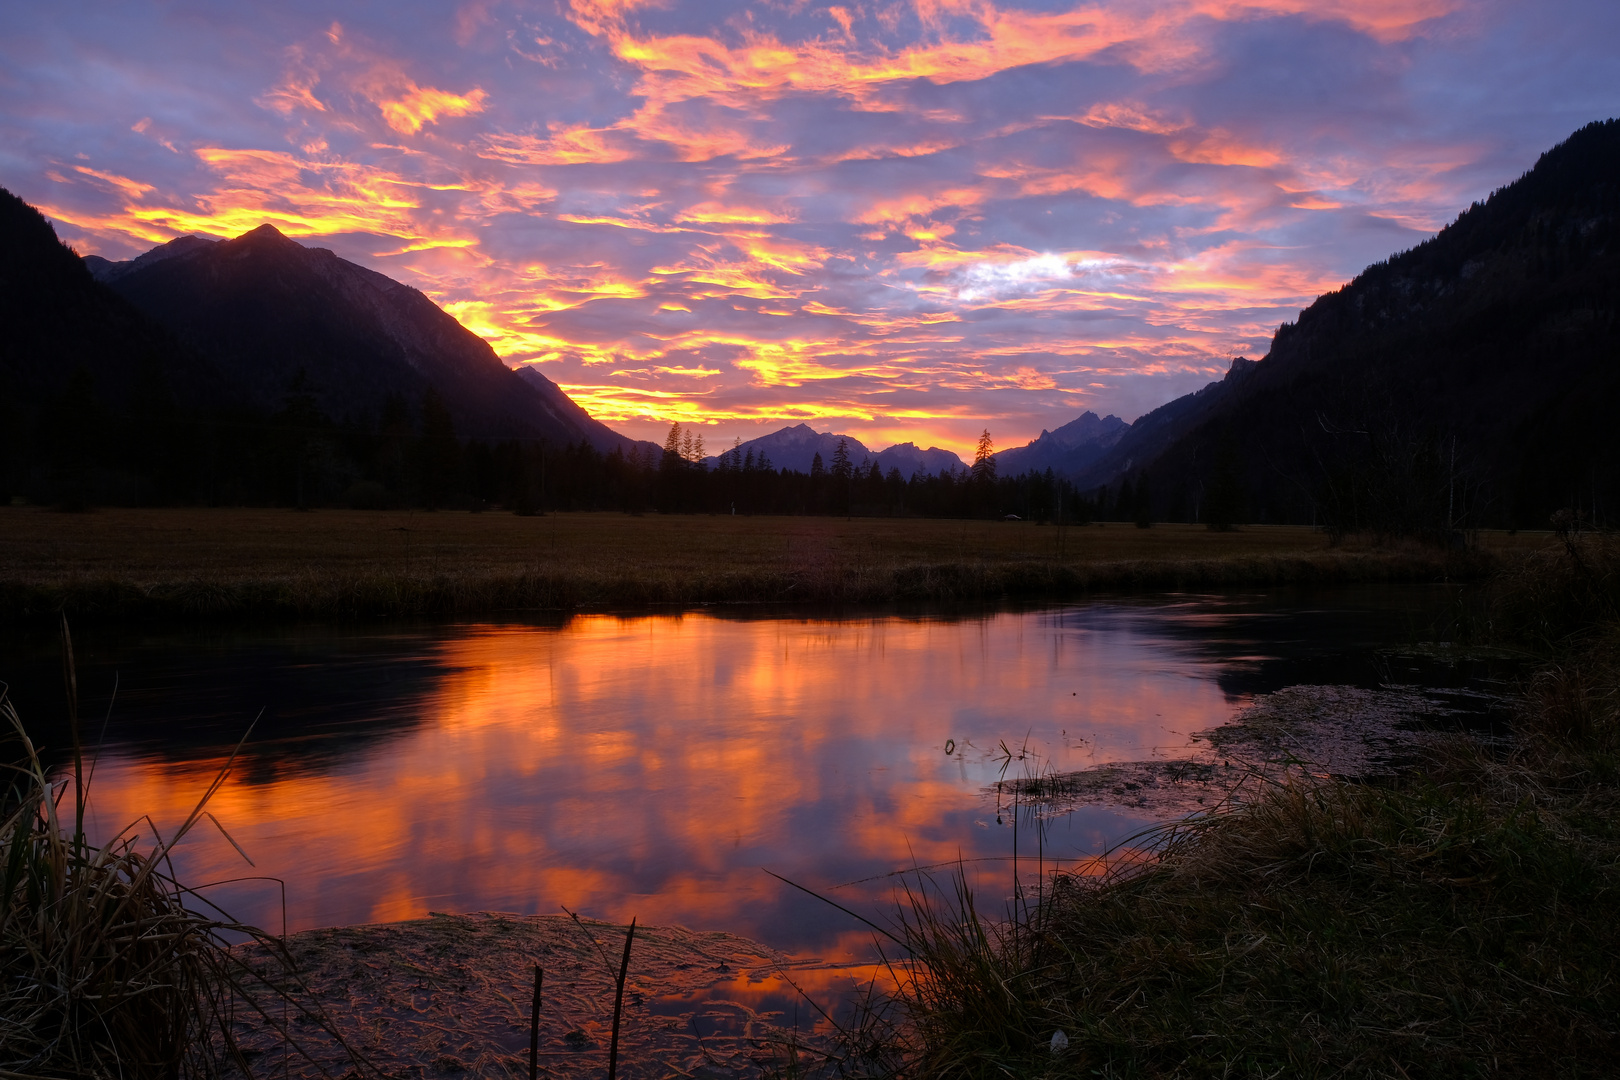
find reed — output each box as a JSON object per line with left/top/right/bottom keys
{"left": 0, "top": 635, "right": 356, "bottom": 1079}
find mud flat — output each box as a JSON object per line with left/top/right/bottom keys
{"left": 233, "top": 912, "right": 861, "bottom": 1079}
{"left": 1000, "top": 680, "right": 1513, "bottom": 818}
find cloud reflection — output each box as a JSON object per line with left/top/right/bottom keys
{"left": 76, "top": 608, "right": 1231, "bottom": 953}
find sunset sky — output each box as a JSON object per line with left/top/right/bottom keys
{"left": 2, "top": 1, "right": 1614, "bottom": 455}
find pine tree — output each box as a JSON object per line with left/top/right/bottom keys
{"left": 972, "top": 429, "right": 996, "bottom": 482}
{"left": 831, "top": 438, "right": 852, "bottom": 480}
{"left": 1204, "top": 431, "right": 1244, "bottom": 530}
{"left": 1113, "top": 477, "right": 1134, "bottom": 520}
{"left": 418, "top": 387, "right": 460, "bottom": 510}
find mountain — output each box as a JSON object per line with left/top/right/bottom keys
{"left": 705, "top": 424, "right": 868, "bottom": 473}
{"left": 0, "top": 187, "right": 211, "bottom": 406}
{"left": 992, "top": 410, "right": 1129, "bottom": 479}
{"left": 1066, "top": 358, "right": 1258, "bottom": 491}
{"left": 92, "top": 225, "right": 639, "bottom": 453}
{"left": 871, "top": 442, "right": 966, "bottom": 478}
{"left": 1072, "top": 119, "right": 1620, "bottom": 531}
{"left": 82, "top": 234, "right": 215, "bottom": 285}
{"left": 704, "top": 423, "right": 965, "bottom": 476}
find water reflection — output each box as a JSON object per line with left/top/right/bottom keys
{"left": 9, "top": 589, "right": 1458, "bottom": 959}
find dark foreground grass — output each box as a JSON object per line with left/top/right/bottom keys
{"left": 0, "top": 627, "right": 357, "bottom": 1078}
{"left": 866, "top": 532, "right": 1620, "bottom": 1079}
{"left": 0, "top": 508, "right": 1536, "bottom": 622}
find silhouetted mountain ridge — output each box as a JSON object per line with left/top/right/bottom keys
{"left": 98, "top": 224, "right": 640, "bottom": 453}
{"left": 1069, "top": 118, "right": 1620, "bottom": 530}
{"left": 0, "top": 188, "right": 215, "bottom": 406}
{"left": 993, "top": 410, "right": 1129, "bottom": 478}
{"left": 703, "top": 423, "right": 965, "bottom": 476}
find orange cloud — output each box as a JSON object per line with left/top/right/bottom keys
{"left": 374, "top": 81, "right": 489, "bottom": 135}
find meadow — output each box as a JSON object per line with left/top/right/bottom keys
{"left": 0, "top": 507, "right": 1547, "bottom": 622}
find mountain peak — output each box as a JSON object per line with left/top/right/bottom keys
{"left": 90, "top": 224, "right": 644, "bottom": 453}
{"left": 229, "top": 223, "right": 300, "bottom": 251}
{"left": 240, "top": 223, "right": 289, "bottom": 240}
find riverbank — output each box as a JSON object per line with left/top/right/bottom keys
{"left": 880, "top": 532, "right": 1620, "bottom": 1077}
{"left": 0, "top": 508, "right": 1537, "bottom": 622}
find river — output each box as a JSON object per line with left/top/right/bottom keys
{"left": 2, "top": 585, "right": 1489, "bottom": 966}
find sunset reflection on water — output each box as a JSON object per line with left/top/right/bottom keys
{"left": 62, "top": 599, "right": 1379, "bottom": 960}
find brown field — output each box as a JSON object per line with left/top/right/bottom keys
{"left": 0, "top": 507, "right": 1553, "bottom": 622}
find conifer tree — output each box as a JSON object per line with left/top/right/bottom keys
{"left": 1204, "top": 431, "right": 1244, "bottom": 530}
{"left": 1113, "top": 476, "right": 1135, "bottom": 520}
{"left": 418, "top": 387, "right": 460, "bottom": 510}
{"left": 972, "top": 429, "right": 996, "bottom": 482}
{"left": 831, "top": 438, "right": 852, "bottom": 480}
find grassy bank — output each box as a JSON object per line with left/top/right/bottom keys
{"left": 875, "top": 532, "right": 1620, "bottom": 1078}
{"left": 0, "top": 508, "right": 1539, "bottom": 622}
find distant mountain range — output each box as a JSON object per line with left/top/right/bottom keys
{"left": 704, "top": 423, "right": 966, "bottom": 477}
{"left": 83, "top": 224, "right": 644, "bottom": 454}
{"left": 992, "top": 411, "right": 1129, "bottom": 478}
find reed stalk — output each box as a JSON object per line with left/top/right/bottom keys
{"left": 0, "top": 634, "right": 359, "bottom": 1079}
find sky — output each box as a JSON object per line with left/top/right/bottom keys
{"left": 2, "top": 1, "right": 1616, "bottom": 456}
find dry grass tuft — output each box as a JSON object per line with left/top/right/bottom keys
{"left": 0, "top": 668, "right": 357, "bottom": 1078}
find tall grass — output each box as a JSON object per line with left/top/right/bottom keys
{"left": 0, "top": 633, "right": 357, "bottom": 1079}
{"left": 866, "top": 532, "right": 1620, "bottom": 1078}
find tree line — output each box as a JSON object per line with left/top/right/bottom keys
{"left": 15, "top": 361, "right": 1546, "bottom": 540}
{"left": 0, "top": 372, "right": 1199, "bottom": 525}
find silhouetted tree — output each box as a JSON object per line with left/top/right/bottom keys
{"left": 418, "top": 387, "right": 460, "bottom": 509}
{"left": 46, "top": 367, "right": 100, "bottom": 510}
{"left": 972, "top": 429, "right": 996, "bottom": 482}
{"left": 1204, "top": 430, "right": 1245, "bottom": 530}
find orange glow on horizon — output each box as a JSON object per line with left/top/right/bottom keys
{"left": 26, "top": 0, "right": 1512, "bottom": 455}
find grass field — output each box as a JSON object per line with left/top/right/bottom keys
{"left": 0, "top": 507, "right": 1552, "bottom": 622}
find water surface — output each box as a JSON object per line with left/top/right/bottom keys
{"left": 4, "top": 587, "right": 1472, "bottom": 963}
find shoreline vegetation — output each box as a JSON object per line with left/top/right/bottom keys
{"left": 869, "top": 529, "right": 1620, "bottom": 1077}
{"left": 0, "top": 508, "right": 1543, "bottom": 623}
